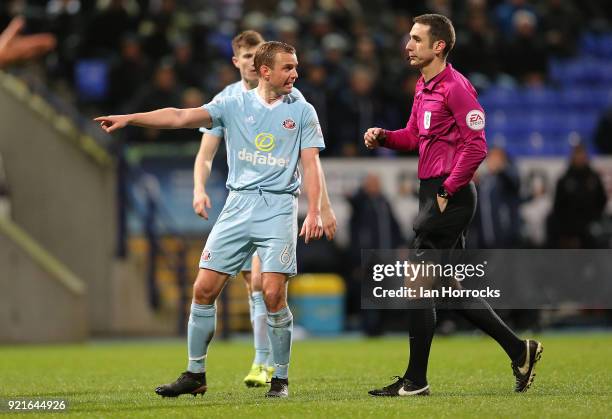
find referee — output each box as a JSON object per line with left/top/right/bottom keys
{"left": 364, "top": 14, "right": 542, "bottom": 396}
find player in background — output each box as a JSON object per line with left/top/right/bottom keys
{"left": 193, "top": 30, "right": 337, "bottom": 388}
{"left": 96, "top": 41, "right": 327, "bottom": 399}
{"left": 364, "top": 14, "right": 542, "bottom": 396}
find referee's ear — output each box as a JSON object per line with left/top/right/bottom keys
{"left": 434, "top": 39, "right": 446, "bottom": 57}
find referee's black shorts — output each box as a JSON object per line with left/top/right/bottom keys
{"left": 412, "top": 176, "right": 477, "bottom": 251}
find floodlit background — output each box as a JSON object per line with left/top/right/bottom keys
{"left": 1, "top": 0, "right": 612, "bottom": 342}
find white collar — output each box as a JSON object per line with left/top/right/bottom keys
{"left": 254, "top": 88, "right": 285, "bottom": 110}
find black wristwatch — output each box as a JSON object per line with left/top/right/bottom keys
{"left": 437, "top": 186, "right": 449, "bottom": 199}
{"left": 378, "top": 132, "right": 386, "bottom": 146}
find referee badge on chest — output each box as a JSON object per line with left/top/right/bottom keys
{"left": 424, "top": 111, "right": 431, "bottom": 130}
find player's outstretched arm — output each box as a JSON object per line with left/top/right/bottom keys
{"left": 94, "top": 107, "right": 212, "bottom": 134}
{"left": 299, "top": 148, "right": 323, "bottom": 244}
{"left": 193, "top": 133, "right": 221, "bottom": 219}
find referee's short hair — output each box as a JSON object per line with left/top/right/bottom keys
{"left": 414, "top": 14, "right": 456, "bottom": 58}
{"left": 254, "top": 41, "right": 296, "bottom": 75}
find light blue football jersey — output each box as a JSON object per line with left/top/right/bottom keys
{"left": 199, "top": 81, "right": 305, "bottom": 137}
{"left": 199, "top": 81, "right": 246, "bottom": 137}
{"left": 202, "top": 89, "right": 324, "bottom": 194}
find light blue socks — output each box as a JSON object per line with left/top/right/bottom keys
{"left": 252, "top": 291, "right": 271, "bottom": 365}
{"left": 267, "top": 306, "right": 293, "bottom": 379}
{"left": 187, "top": 303, "right": 216, "bottom": 373}
{"left": 248, "top": 292, "right": 255, "bottom": 327}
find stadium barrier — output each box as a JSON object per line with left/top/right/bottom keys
{"left": 0, "top": 71, "right": 165, "bottom": 338}
{"left": 289, "top": 274, "right": 345, "bottom": 335}
{"left": 0, "top": 217, "right": 87, "bottom": 342}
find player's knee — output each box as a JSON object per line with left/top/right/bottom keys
{"left": 263, "top": 287, "right": 286, "bottom": 312}
{"left": 193, "top": 280, "right": 217, "bottom": 305}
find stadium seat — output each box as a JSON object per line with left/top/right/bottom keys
{"left": 75, "top": 59, "right": 109, "bottom": 102}
{"left": 520, "top": 88, "right": 561, "bottom": 110}
{"left": 580, "top": 33, "right": 599, "bottom": 56}
{"left": 581, "top": 33, "right": 612, "bottom": 58}
{"left": 561, "top": 112, "right": 599, "bottom": 138}
{"left": 480, "top": 86, "right": 522, "bottom": 109}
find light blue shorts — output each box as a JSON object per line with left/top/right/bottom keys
{"left": 199, "top": 191, "right": 298, "bottom": 276}
{"left": 241, "top": 254, "right": 254, "bottom": 272}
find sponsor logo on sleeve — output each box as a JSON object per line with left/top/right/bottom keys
{"left": 308, "top": 120, "right": 323, "bottom": 137}
{"left": 466, "top": 110, "right": 485, "bottom": 130}
{"left": 201, "top": 249, "right": 212, "bottom": 262}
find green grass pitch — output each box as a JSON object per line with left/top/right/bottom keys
{"left": 1, "top": 334, "right": 610, "bottom": 418}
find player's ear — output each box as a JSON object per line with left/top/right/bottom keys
{"left": 232, "top": 56, "right": 239, "bottom": 69}
{"left": 261, "top": 65, "right": 271, "bottom": 81}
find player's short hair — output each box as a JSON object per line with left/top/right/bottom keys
{"left": 231, "top": 30, "right": 265, "bottom": 55}
{"left": 254, "top": 41, "right": 296, "bottom": 75}
{"left": 414, "top": 14, "right": 456, "bottom": 58}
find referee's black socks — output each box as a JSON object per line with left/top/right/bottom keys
{"left": 403, "top": 298, "right": 525, "bottom": 386}
{"left": 454, "top": 296, "right": 525, "bottom": 362}
{"left": 403, "top": 307, "right": 436, "bottom": 387}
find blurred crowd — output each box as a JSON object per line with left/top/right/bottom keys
{"left": 474, "top": 144, "right": 608, "bottom": 249}
{"left": 2, "top": 0, "right": 612, "bottom": 155}
{"left": 339, "top": 145, "right": 609, "bottom": 256}
{"left": 2, "top": 0, "right": 611, "bottom": 335}
{"left": 336, "top": 144, "right": 610, "bottom": 332}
